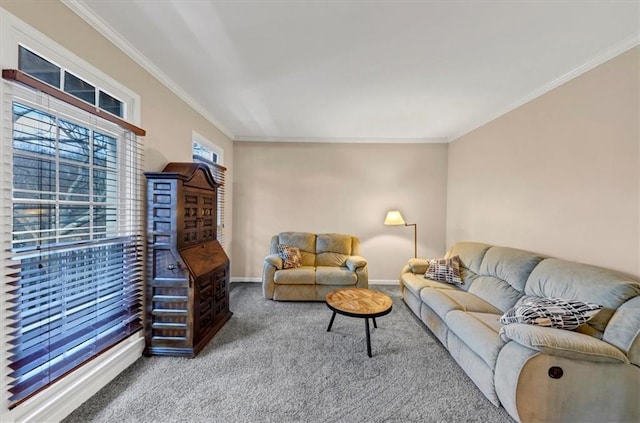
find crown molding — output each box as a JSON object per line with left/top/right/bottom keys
{"left": 61, "top": 0, "right": 235, "bottom": 140}
{"left": 233, "top": 135, "right": 448, "bottom": 144}
{"left": 449, "top": 34, "right": 640, "bottom": 143}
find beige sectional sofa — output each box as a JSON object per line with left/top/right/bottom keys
{"left": 400, "top": 241, "right": 640, "bottom": 423}
{"left": 263, "top": 232, "right": 368, "bottom": 301}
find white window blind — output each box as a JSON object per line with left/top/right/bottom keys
{"left": 1, "top": 82, "right": 144, "bottom": 407}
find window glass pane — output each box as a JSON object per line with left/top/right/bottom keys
{"left": 13, "top": 155, "right": 56, "bottom": 200}
{"left": 98, "top": 91, "right": 123, "bottom": 117}
{"left": 93, "top": 206, "right": 118, "bottom": 238}
{"left": 193, "top": 141, "right": 218, "bottom": 163}
{"left": 13, "top": 103, "right": 56, "bottom": 157}
{"left": 64, "top": 72, "right": 96, "bottom": 105}
{"left": 94, "top": 132, "right": 117, "bottom": 169}
{"left": 59, "top": 163, "right": 90, "bottom": 201}
{"left": 13, "top": 204, "right": 56, "bottom": 249}
{"left": 59, "top": 205, "right": 91, "bottom": 242}
{"left": 18, "top": 46, "right": 61, "bottom": 88}
{"left": 93, "top": 169, "right": 118, "bottom": 203}
{"left": 59, "top": 120, "right": 90, "bottom": 163}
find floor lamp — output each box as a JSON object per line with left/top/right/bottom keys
{"left": 384, "top": 210, "right": 417, "bottom": 258}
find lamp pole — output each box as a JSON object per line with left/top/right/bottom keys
{"left": 406, "top": 223, "right": 417, "bottom": 258}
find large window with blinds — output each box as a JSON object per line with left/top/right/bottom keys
{"left": 2, "top": 81, "right": 144, "bottom": 406}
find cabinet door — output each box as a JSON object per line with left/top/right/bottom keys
{"left": 199, "top": 193, "right": 216, "bottom": 243}
{"left": 194, "top": 274, "right": 214, "bottom": 343}
{"left": 182, "top": 189, "right": 217, "bottom": 247}
{"left": 212, "top": 266, "right": 229, "bottom": 319}
{"left": 182, "top": 190, "right": 200, "bottom": 246}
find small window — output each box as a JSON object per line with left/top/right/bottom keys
{"left": 194, "top": 141, "right": 218, "bottom": 163}
{"left": 99, "top": 90, "right": 124, "bottom": 117}
{"left": 18, "top": 46, "right": 125, "bottom": 118}
{"left": 64, "top": 71, "right": 96, "bottom": 105}
{"left": 18, "top": 46, "right": 61, "bottom": 88}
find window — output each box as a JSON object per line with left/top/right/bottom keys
{"left": 2, "top": 72, "right": 143, "bottom": 407}
{"left": 193, "top": 140, "right": 218, "bottom": 164}
{"left": 17, "top": 46, "right": 125, "bottom": 118}
{"left": 192, "top": 139, "right": 226, "bottom": 248}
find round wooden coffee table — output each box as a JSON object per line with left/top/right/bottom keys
{"left": 325, "top": 287, "right": 393, "bottom": 357}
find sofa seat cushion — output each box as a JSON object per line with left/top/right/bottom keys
{"left": 316, "top": 266, "right": 357, "bottom": 285}
{"left": 273, "top": 266, "right": 315, "bottom": 285}
{"left": 446, "top": 311, "right": 506, "bottom": 370}
{"left": 401, "top": 273, "right": 455, "bottom": 298}
{"left": 421, "top": 288, "right": 502, "bottom": 321}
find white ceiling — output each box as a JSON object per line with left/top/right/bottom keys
{"left": 66, "top": 1, "right": 639, "bottom": 143}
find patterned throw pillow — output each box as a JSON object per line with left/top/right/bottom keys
{"left": 500, "top": 297, "right": 602, "bottom": 330}
{"left": 277, "top": 244, "right": 302, "bottom": 269}
{"left": 424, "top": 255, "right": 463, "bottom": 284}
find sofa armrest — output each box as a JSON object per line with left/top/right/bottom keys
{"left": 264, "top": 254, "right": 283, "bottom": 270}
{"left": 499, "top": 324, "right": 629, "bottom": 364}
{"left": 346, "top": 255, "right": 367, "bottom": 271}
{"left": 407, "top": 258, "right": 429, "bottom": 275}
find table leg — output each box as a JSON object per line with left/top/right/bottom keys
{"left": 365, "top": 317, "right": 372, "bottom": 357}
{"left": 327, "top": 311, "right": 337, "bottom": 332}
{"left": 373, "top": 317, "right": 377, "bottom": 329}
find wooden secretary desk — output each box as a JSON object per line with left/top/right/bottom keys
{"left": 144, "top": 162, "right": 231, "bottom": 357}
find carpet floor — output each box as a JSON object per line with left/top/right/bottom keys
{"left": 63, "top": 283, "right": 514, "bottom": 423}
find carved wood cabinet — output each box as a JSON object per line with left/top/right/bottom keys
{"left": 144, "top": 162, "right": 231, "bottom": 357}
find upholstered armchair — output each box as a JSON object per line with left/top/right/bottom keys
{"left": 263, "top": 232, "right": 368, "bottom": 301}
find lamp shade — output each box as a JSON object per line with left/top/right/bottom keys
{"left": 384, "top": 210, "right": 406, "bottom": 225}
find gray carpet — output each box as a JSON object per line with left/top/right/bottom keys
{"left": 63, "top": 283, "right": 514, "bottom": 423}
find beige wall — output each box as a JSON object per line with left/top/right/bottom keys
{"left": 232, "top": 142, "right": 448, "bottom": 281}
{"left": 447, "top": 46, "right": 639, "bottom": 278}
{"left": 1, "top": 0, "right": 234, "bottom": 250}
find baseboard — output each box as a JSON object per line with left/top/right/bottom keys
{"left": 231, "top": 277, "right": 261, "bottom": 283}
{"left": 369, "top": 280, "right": 400, "bottom": 286}
{"left": 7, "top": 334, "right": 144, "bottom": 423}
{"left": 231, "top": 277, "right": 398, "bottom": 285}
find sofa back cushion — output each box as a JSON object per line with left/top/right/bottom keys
{"left": 479, "top": 247, "right": 545, "bottom": 292}
{"left": 524, "top": 259, "right": 640, "bottom": 334}
{"left": 271, "top": 232, "right": 317, "bottom": 266}
{"left": 316, "top": 233, "right": 356, "bottom": 267}
{"left": 447, "top": 242, "right": 492, "bottom": 274}
{"left": 446, "top": 242, "right": 492, "bottom": 292}
{"left": 447, "top": 243, "right": 543, "bottom": 312}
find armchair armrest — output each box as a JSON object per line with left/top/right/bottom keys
{"left": 346, "top": 255, "right": 367, "bottom": 271}
{"left": 407, "top": 258, "right": 430, "bottom": 275}
{"left": 264, "top": 254, "right": 283, "bottom": 270}
{"left": 499, "top": 324, "right": 629, "bottom": 364}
